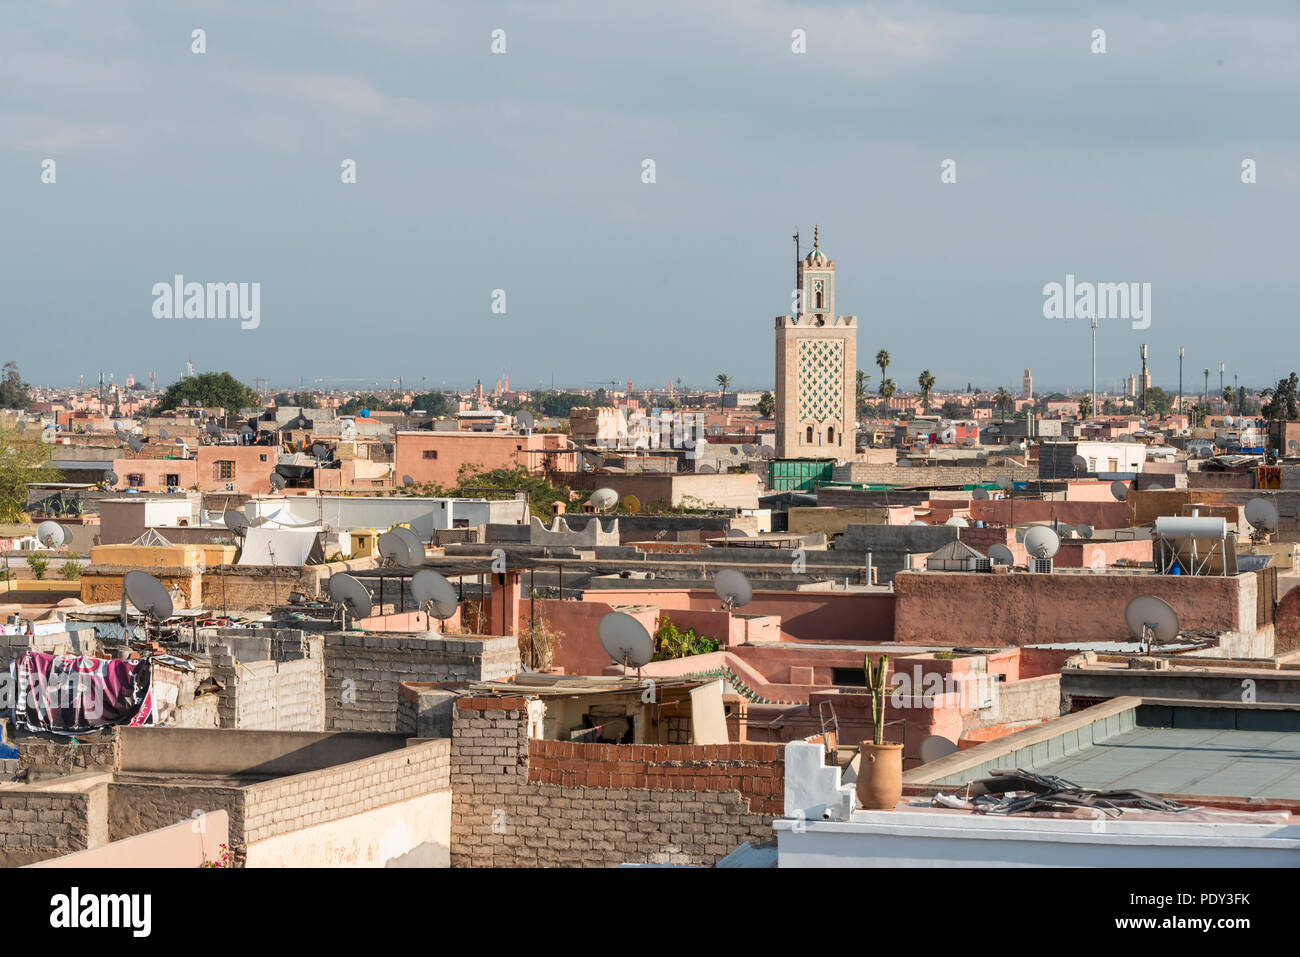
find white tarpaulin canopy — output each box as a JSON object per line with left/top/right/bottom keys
{"left": 237, "top": 526, "right": 323, "bottom": 566}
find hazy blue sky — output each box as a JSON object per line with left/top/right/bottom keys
{"left": 3, "top": 1, "right": 1297, "bottom": 395}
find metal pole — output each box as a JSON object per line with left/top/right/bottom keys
{"left": 1178, "top": 347, "right": 1183, "bottom": 418}
{"left": 1091, "top": 318, "right": 1097, "bottom": 419}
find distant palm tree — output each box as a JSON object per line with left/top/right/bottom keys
{"left": 875, "top": 350, "right": 891, "bottom": 395}
{"left": 1079, "top": 394, "right": 1093, "bottom": 418}
{"left": 995, "top": 386, "right": 1012, "bottom": 424}
{"left": 918, "top": 370, "right": 935, "bottom": 412}
{"left": 856, "top": 369, "right": 871, "bottom": 412}
{"left": 715, "top": 373, "right": 731, "bottom": 409}
{"left": 880, "top": 379, "right": 896, "bottom": 406}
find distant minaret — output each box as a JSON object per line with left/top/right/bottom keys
{"left": 1022, "top": 369, "right": 1033, "bottom": 399}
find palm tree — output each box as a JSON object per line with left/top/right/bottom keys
{"left": 994, "top": 386, "right": 1011, "bottom": 424}
{"left": 856, "top": 369, "right": 871, "bottom": 413}
{"left": 880, "top": 378, "right": 896, "bottom": 408}
{"left": 875, "top": 350, "right": 891, "bottom": 395}
{"left": 1223, "top": 385, "right": 1235, "bottom": 411}
{"left": 917, "top": 370, "right": 935, "bottom": 413}
{"left": 1079, "top": 394, "right": 1093, "bottom": 418}
{"left": 715, "top": 373, "right": 731, "bottom": 409}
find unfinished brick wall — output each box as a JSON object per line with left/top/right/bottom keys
{"left": 0, "top": 775, "right": 110, "bottom": 867}
{"left": 209, "top": 641, "right": 325, "bottom": 731}
{"left": 451, "top": 697, "right": 778, "bottom": 867}
{"left": 242, "top": 738, "right": 450, "bottom": 845}
{"left": 325, "top": 634, "right": 519, "bottom": 732}
{"left": 18, "top": 734, "right": 121, "bottom": 779}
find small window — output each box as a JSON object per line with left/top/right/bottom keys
{"left": 127, "top": 474, "right": 144, "bottom": 488}
{"left": 165, "top": 473, "right": 180, "bottom": 487}
{"left": 806, "top": 426, "right": 813, "bottom": 443}
{"left": 832, "top": 667, "right": 867, "bottom": 687}
{"left": 214, "top": 460, "right": 235, "bottom": 480}
{"left": 259, "top": 454, "right": 267, "bottom": 462}
{"left": 422, "top": 450, "right": 438, "bottom": 459}
{"left": 828, "top": 426, "right": 835, "bottom": 443}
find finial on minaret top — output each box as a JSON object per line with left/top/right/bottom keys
{"left": 813, "top": 225, "right": 820, "bottom": 249}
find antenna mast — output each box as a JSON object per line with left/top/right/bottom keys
{"left": 793, "top": 230, "right": 801, "bottom": 318}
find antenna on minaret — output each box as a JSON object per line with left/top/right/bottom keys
{"left": 793, "top": 230, "right": 801, "bottom": 318}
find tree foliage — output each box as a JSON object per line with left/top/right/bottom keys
{"left": 0, "top": 428, "right": 60, "bottom": 523}
{"left": 157, "top": 372, "right": 259, "bottom": 412}
{"left": 0, "top": 362, "right": 31, "bottom": 409}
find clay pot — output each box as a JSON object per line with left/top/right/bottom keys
{"left": 856, "top": 741, "right": 904, "bottom": 810}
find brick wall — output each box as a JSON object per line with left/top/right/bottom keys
{"left": 325, "top": 634, "right": 519, "bottom": 732}
{"left": 18, "top": 734, "right": 121, "bottom": 779}
{"left": 242, "top": 738, "right": 450, "bottom": 845}
{"left": 0, "top": 775, "right": 110, "bottom": 867}
{"left": 208, "top": 634, "right": 325, "bottom": 731}
{"left": 450, "top": 697, "right": 778, "bottom": 867}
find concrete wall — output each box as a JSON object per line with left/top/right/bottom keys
{"left": 833, "top": 462, "right": 1037, "bottom": 486}
{"left": 450, "top": 696, "right": 776, "bottom": 867}
{"left": 30, "top": 811, "right": 229, "bottom": 868}
{"left": 0, "top": 773, "right": 110, "bottom": 867}
{"left": 893, "top": 570, "right": 1256, "bottom": 646}
{"left": 208, "top": 632, "right": 325, "bottom": 731}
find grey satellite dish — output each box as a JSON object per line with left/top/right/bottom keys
{"left": 240, "top": 425, "right": 254, "bottom": 436}
{"left": 516, "top": 410, "right": 535, "bottom": 432}
{"left": 1077, "top": 523, "right": 1094, "bottom": 539}
{"left": 1290, "top": 440, "right": 1299, "bottom": 453}
{"left": 158, "top": 428, "right": 170, "bottom": 440}
{"left": 223, "top": 509, "right": 250, "bottom": 537}
{"left": 944, "top": 516, "right": 969, "bottom": 527}
{"left": 393, "top": 526, "right": 425, "bottom": 564}
{"left": 207, "top": 422, "right": 221, "bottom": 436}
{"left": 327, "top": 573, "right": 372, "bottom": 625}
{"left": 987, "top": 544, "right": 1015, "bottom": 566}
{"left": 908, "top": 520, "right": 928, "bottom": 526}
{"left": 996, "top": 476, "right": 1014, "bottom": 491}
{"left": 36, "top": 521, "right": 68, "bottom": 548}
{"left": 1148, "top": 483, "right": 1165, "bottom": 491}
{"left": 964, "top": 438, "right": 975, "bottom": 447}
{"left": 311, "top": 443, "right": 327, "bottom": 461}
{"left": 712, "top": 570, "right": 753, "bottom": 610}
{"left": 698, "top": 464, "right": 716, "bottom": 474}
{"left": 1071, "top": 454, "right": 1088, "bottom": 472}
{"left": 379, "top": 528, "right": 419, "bottom": 566}
{"left": 759, "top": 445, "right": 775, "bottom": 459}
{"left": 1124, "top": 595, "right": 1179, "bottom": 651}
{"left": 729, "top": 446, "right": 740, "bottom": 456}
{"left": 123, "top": 570, "right": 174, "bottom": 622}
{"left": 127, "top": 436, "right": 143, "bottom": 452}
{"left": 104, "top": 470, "right": 119, "bottom": 487}
{"left": 1110, "top": 480, "right": 1128, "bottom": 501}
{"left": 402, "top": 475, "right": 415, "bottom": 487}
{"left": 919, "top": 735, "right": 960, "bottom": 764}
{"left": 1024, "top": 525, "right": 1061, "bottom": 558}
{"left": 975, "top": 453, "right": 988, "bottom": 464}
{"left": 597, "top": 612, "right": 655, "bottom": 671}
{"left": 727, "top": 528, "right": 752, "bottom": 538}
{"left": 972, "top": 488, "right": 990, "bottom": 500}
{"left": 1197, "top": 446, "right": 1211, "bottom": 459}
{"left": 589, "top": 488, "right": 619, "bottom": 511}
{"left": 269, "top": 472, "right": 286, "bottom": 490}
{"left": 1245, "top": 498, "right": 1279, "bottom": 533}
{"left": 411, "top": 568, "right": 459, "bottom": 624}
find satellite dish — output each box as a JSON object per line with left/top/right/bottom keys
{"left": 40, "top": 428, "right": 54, "bottom": 444}
{"left": 379, "top": 528, "right": 420, "bottom": 566}
{"left": 944, "top": 516, "right": 969, "bottom": 527}
{"left": 240, "top": 425, "right": 254, "bottom": 436}
{"left": 1071, "top": 454, "right": 1088, "bottom": 472}
{"left": 698, "top": 464, "right": 716, "bottom": 474}
{"left": 158, "top": 428, "right": 170, "bottom": 440}
{"left": 223, "top": 509, "right": 250, "bottom": 537}
{"left": 919, "top": 735, "right": 960, "bottom": 764}
{"left": 590, "top": 488, "right": 619, "bottom": 511}
{"left": 127, "top": 436, "right": 143, "bottom": 452}
{"left": 597, "top": 612, "right": 654, "bottom": 670}
{"left": 1197, "top": 446, "right": 1212, "bottom": 459}
{"left": 759, "top": 445, "right": 776, "bottom": 459}
{"left": 1290, "top": 440, "right": 1299, "bottom": 453}
{"left": 1024, "top": 525, "right": 1061, "bottom": 558}
{"left": 1110, "top": 480, "right": 1128, "bottom": 501}
{"left": 327, "top": 573, "right": 372, "bottom": 623}
{"left": 1124, "top": 595, "right": 1180, "bottom": 649}
{"left": 206, "top": 422, "right": 221, "bottom": 436}
{"left": 516, "top": 410, "right": 535, "bottom": 432}
{"left": 712, "top": 570, "right": 753, "bottom": 610}
{"left": 996, "top": 476, "right": 1014, "bottom": 491}
{"left": 411, "top": 568, "right": 459, "bottom": 621}
{"left": 729, "top": 446, "right": 740, "bottom": 457}
{"left": 1077, "top": 523, "right": 1095, "bottom": 539}
{"left": 1148, "top": 483, "right": 1165, "bottom": 491}
{"left": 402, "top": 475, "right": 415, "bottom": 487}
{"left": 987, "top": 544, "right": 1015, "bottom": 566}
{"left": 36, "top": 521, "right": 68, "bottom": 548}
{"left": 104, "top": 470, "right": 119, "bottom": 487}
{"left": 940, "top": 429, "right": 956, "bottom": 444}
{"left": 975, "top": 453, "right": 988, "bottom": 464}
{"left": 123, "top": 570, "right": 174, "bottom": 621}
{"left": 1245, "top": 498, "right": 1279, "bottom": 533}
{"left": 621, "top": 494, "right": 641, "bottom": 514}
{"left": 311, "top": 443, "right": 327, "bottom": 461}
{"left": 964, "top": 437, "right": 975, "bottom": 447}
{"left": 269, "top": 472, "right": 286, "bottom": 490}
{"left": 972, "top": 488, "right": 990, "bottom": 501}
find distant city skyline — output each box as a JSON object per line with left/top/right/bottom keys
{"left": 5, "top": 3, "right": 1297, "bottom": 391}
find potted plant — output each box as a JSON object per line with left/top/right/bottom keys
{"left": 856, "top": 653, "right": 903, "bottom": 810}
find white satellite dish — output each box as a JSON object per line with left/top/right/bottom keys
{"left": 712, "top": 570, "right": 752, "bottom": 611}
{"left": 1245, "top": 498, "right": 1279, "bottom": 533}
{"left": 589, "top": 488, "right": 619, "bottom": 511}
{"left": 1124, "top": 595, "right": 1180, "bottom": 652}
{"left": 944, "top": 517, "right": 969, "bottom": 527}
{"left": 328, "top": 573, "right": 372, "bottom": 625}
{"left": 411, "top": 568, "right": 459, "bottom": 627}
{"left": 123, "top": 570, "right": 174, "bottom": 622}
{"left": 1024, "top": 525, "right": 1061, "bottom": 558}
{"left": 36, "top": 521, "right": 68, "bottom": 549}
{"left": 597, "top": 612, "right": 654, "bottom": 672}
{"left": 919, "top": 734, "right": 960, "bottom": 764}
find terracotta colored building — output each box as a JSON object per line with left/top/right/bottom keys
{"left": 394, "top": 430, "right": 575, "bottom": 487}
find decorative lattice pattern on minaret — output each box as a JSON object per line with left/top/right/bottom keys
{"left": 797, "top": 339, "right": 844, "bottom": 422}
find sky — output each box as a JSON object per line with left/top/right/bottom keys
{"left": 3, "top": 1, "right": 1297, "bottom": 396}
